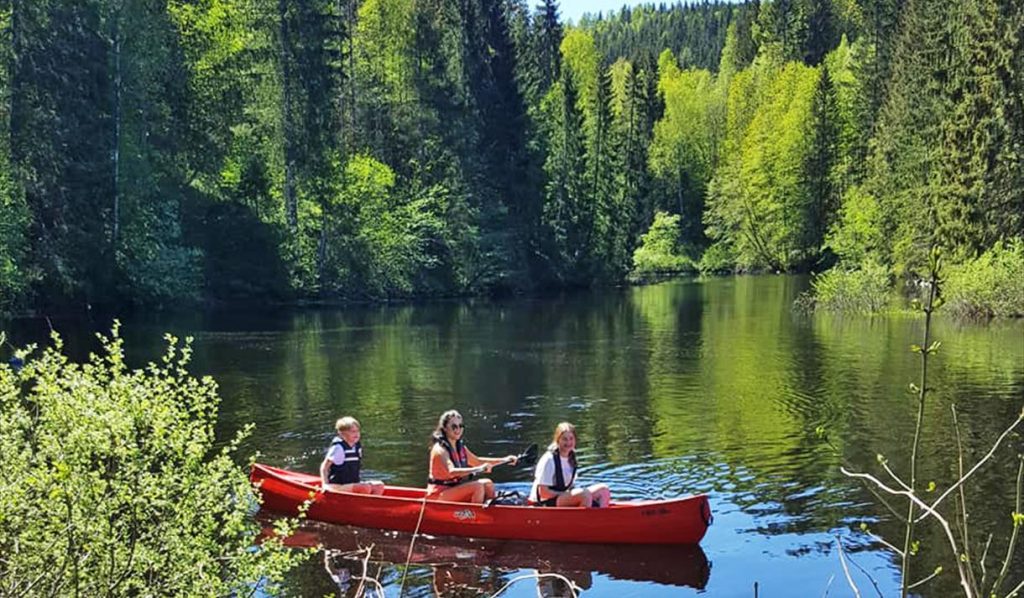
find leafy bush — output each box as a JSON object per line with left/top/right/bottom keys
{"left": 698, "top": 240, "right": 736, "bottom": 274}
{"left": 0, "top": 325, "right": 303, "bottom": 596}
{"left": 944, "top": 239, "right": 1024, "bottom": 317}
{"left": 631, "top": 211, "right": 694, "bottom": 279}
{"left": 807, "top": 260, "right": 893, "bottom": 313}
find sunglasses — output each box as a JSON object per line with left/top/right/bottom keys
{"left": 448, "top": 423, "right": 465, "bottom": 431}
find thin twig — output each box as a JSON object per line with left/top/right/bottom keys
{"left": 820, "top": 438, "right": 907, "bottom": 524}
{"left": 880, "top": 460, "right": 911, "bottom": 492}
{"left": 489, "top": 572, "right": 580, "bottom": 598}
{"left": 835, "top": 536, "right": 862, "bottom": 598}
{"left": 869, "top": 532, "right": 905, "bottom": 557}
{"left": 860, "top": 482, "right": 910, "bottom": 524}
{"left": 1006, "top": 577, "right": 1024, "bottom": 598}
{"left": 843, "top": 544, "right": 886, "bottom": 598}
{"left": 821, "top": 573, "right": 835, "bottom": 598}
{"left": 952, "top": 405, "right": 979, "bottom": 594}
{"left": 979, "top": 533, "right": 993, "bottom": 590}
{"left": 397, "top": 492, "right": 429, "bottom": 597}
{"left": 353, "top": 546, "right": 372, "bottom": 598}
{"left": 918, "top": 414, "right": 1024, "bottom": 523}
{"left": 353, "top": 550, "right": 385, "bottom": 598}
{"left": 990, "top": 456, "right": 1024, "bottom": 597}
{"left": 842, "top": 467, "right": 974, "bottom": 597}
{"left": 906, "top": 567, "right": 943, "bottom": 590}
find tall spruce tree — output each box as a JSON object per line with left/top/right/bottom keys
{"left": 940, "top": 0, "right": 1024, "bottom": 256}
{"left": 862, "top": 0, "right": 953, "bottom": 277}
{"left": 11, "top": 0, "right": 116, "bottom": 307}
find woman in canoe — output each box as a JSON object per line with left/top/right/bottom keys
{"left": 427, "top": 409, "right": 518, "bottom": 503}
{"left": 530, "top": 422, "right": 611, "bottom": 507}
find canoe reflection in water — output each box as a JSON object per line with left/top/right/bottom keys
{"left": 267, "top": 519, "right": 711, "bottom": 596}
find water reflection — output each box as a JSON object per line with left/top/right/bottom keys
{"left": 4, "top": 276, "right": 1022, "bottom": 596}
{"left": 269, "top": 520, "right": 711, "bottom": 595}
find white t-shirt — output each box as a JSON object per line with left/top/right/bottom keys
{"left": 530, "top": 450, "right": 576, "bottom": 502}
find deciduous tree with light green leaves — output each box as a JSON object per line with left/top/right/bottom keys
{"left": 649, "top": 49, "right": 718, "bottom": 248}
{"left": 706, "top": 59, "right": 822, "bottom": 271}
{"left": 632, "top": 210, "right": 693, "bottom": 278}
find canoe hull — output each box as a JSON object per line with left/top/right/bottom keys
{"left": 251, "top": 464, "right": 711, "bottom": 545}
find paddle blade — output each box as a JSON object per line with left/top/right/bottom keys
{"left": 517, "top": 443, "right": 539, "bottom": 467}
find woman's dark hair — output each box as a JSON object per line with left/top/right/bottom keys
{"left": 430, "top": 409, "right": 462, "bottom": 446}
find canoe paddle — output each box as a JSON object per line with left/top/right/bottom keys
{"left": 511, "top": 443, "right": 539, "bottom": 468}
{"left": 469, "top": 443, "right": 539, "bottom": 474}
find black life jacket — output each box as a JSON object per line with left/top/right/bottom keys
{"left": 327, "top": 438, "right": 362, "bottom": 485}
{"left": 550, "top": 447, "right": 577, "bottom": 492}
{"left": 428, "top": 435, "right": 473, "bottom": 486}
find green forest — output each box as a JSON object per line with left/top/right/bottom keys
{"left": 0, "top": 0, "right": 1021, "bottom": 313}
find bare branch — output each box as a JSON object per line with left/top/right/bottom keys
{"left": 906, "top": 567, "right": 943, "bottom": 590}
{"left": 843, "top": 543, "right": 886, "bottom": 598}
{"left": 397, "top": 494, "right": 429, "bottom": 597}
{"left": 952, "top": 405, "right": 979, "bottom": 595}
{"left": 1006, "top": 577, "right": 1024, "bottom": 598}
{"left": 490, "top": 573, "right": 580, "bottom": 598}
{"left": 353, "top": 546, "right": 373, "bottom": 598}
{"left": 821, "top": 573, "right": 834, "bottom": 598}
{"left": 979, "top": 533, "right": 993, "bottom": 590}
{"left": 841, "top": 467, "right": 975, "bottom": 597}
{"left": 880, "top": 460, "right": 911, "bottom": 492}
{"left": 835, "top": 536, "right": 862, "bottom": 598}
{"left": 917, "top": 414, "right": 1024, "bottom": 523}
{"left": 860, "top": 484, "right": 909, "bottom": 524}
{"left": 871, "top": 533, "right": 905, "bottom": 557}
{"left": 990, "top": 456, "right": 1024, "bottom": 597}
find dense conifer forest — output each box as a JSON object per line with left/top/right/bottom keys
{"left": 0, "top": 0, "right": 1021, "bottom": 312}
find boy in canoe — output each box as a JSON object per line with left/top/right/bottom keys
{"left": 320, "top": 416, "right": 385, "bottom": 495}
{"left": 530, "top": 422, "right": 611, "bottom": 507}
{"left": 427, "top": 409, "right": 518, "bottom": 503}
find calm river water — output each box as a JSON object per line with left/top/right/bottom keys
{"left": 6, "top": 276, "right": 1023, "bottom": 597}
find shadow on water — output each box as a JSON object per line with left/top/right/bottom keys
{"left": 263, "top": 519, "right": 711, "bottom": 596}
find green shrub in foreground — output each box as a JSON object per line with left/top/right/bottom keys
{"left": 944, "top": 238, "right": 1024, "bottom": 318}
{"left": 0, "top": 325, "right": 303, "bottom": 597}
{"left": 808, "top": 260, "right": 893, "bottom": 313}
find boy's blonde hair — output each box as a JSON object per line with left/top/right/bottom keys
{"left": 335, "top": 416, "right": 360, "bottom": 433}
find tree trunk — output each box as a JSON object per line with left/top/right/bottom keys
{"left": 112, "top": 12, "right": 121, "bottom": 249}
{"left": 279, "top": 0, "right": 297, "bottom": 231}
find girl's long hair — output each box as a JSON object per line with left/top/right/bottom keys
{"left": 549, "top": 422, "right": 576, "bottom": 451}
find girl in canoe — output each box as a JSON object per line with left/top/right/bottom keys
{"left": 427, "top": 409, "right": 518, "bottom": 503}
{"left": 320, "top": 416, "right": 386, "bottom": 495}
{"left": 530, "top": 422, "right": 611, "bottom": 507}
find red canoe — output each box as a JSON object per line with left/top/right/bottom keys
{"left": 251, "top": 464, "right": 712, "bottom": 545}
